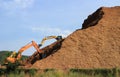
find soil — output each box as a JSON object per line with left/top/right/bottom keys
{"left": 27, "top": 6, "right": 120, "bottom": 69}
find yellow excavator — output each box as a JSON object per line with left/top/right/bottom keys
{"left": 4, "top": 36, "right": 62, "bottom": 64}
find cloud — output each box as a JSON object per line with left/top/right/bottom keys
{"left": 0, "top": 0, "right": 34, "bottom": 9}
{"left": 31, "top": 27, "right": 72, "bottom": 37}
{"left": 0, "top": 0, "right": 35, "bottom": 17}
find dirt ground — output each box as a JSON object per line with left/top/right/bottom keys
{"left": 29, "top": 6, "right": 120, "bottom": 69}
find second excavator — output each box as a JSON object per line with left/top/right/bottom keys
{"left": 4, "top": 36, "right": 62, "bottom": 64}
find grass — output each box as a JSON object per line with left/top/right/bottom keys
{"left": 0, "top": 68, "right": 120, "bottom": 77}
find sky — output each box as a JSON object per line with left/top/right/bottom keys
{"left": 0, "top": 0, "right": 120, "bottom": 55}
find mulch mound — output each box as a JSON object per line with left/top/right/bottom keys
{"left": 30, "top": 6, "right": 120, "bottom": 69}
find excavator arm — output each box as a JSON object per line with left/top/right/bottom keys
{"left": 40, "top": 36, "right": 62, "bottom": 46}
{"left": 17, "top": 41, "right": 41, "bottom": 60}
{"left": 6, "top": 41, "right": 41, "bottom": 63}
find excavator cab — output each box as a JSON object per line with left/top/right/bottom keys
{"left": 5, "top": 51, "right": 19, "bottom": 64}
{"left": 55, "top": 36, "right": 62, "bottom": 40}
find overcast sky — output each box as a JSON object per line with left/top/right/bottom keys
{"left": 0, "top": 0, "right": 120, "bottom": 55}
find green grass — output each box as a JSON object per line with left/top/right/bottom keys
{"left": 0, "top": 68, "right": 120, "bottom": 77}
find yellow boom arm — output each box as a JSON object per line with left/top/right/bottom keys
{"left": 40, "top": 36, "right": 62, "bottom": 46}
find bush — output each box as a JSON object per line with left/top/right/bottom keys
{"left": 29, "top": 68, "right": 37, "bottom": 77}
{"left": 6, "top": 61, "right": 20, "bottom": 73}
